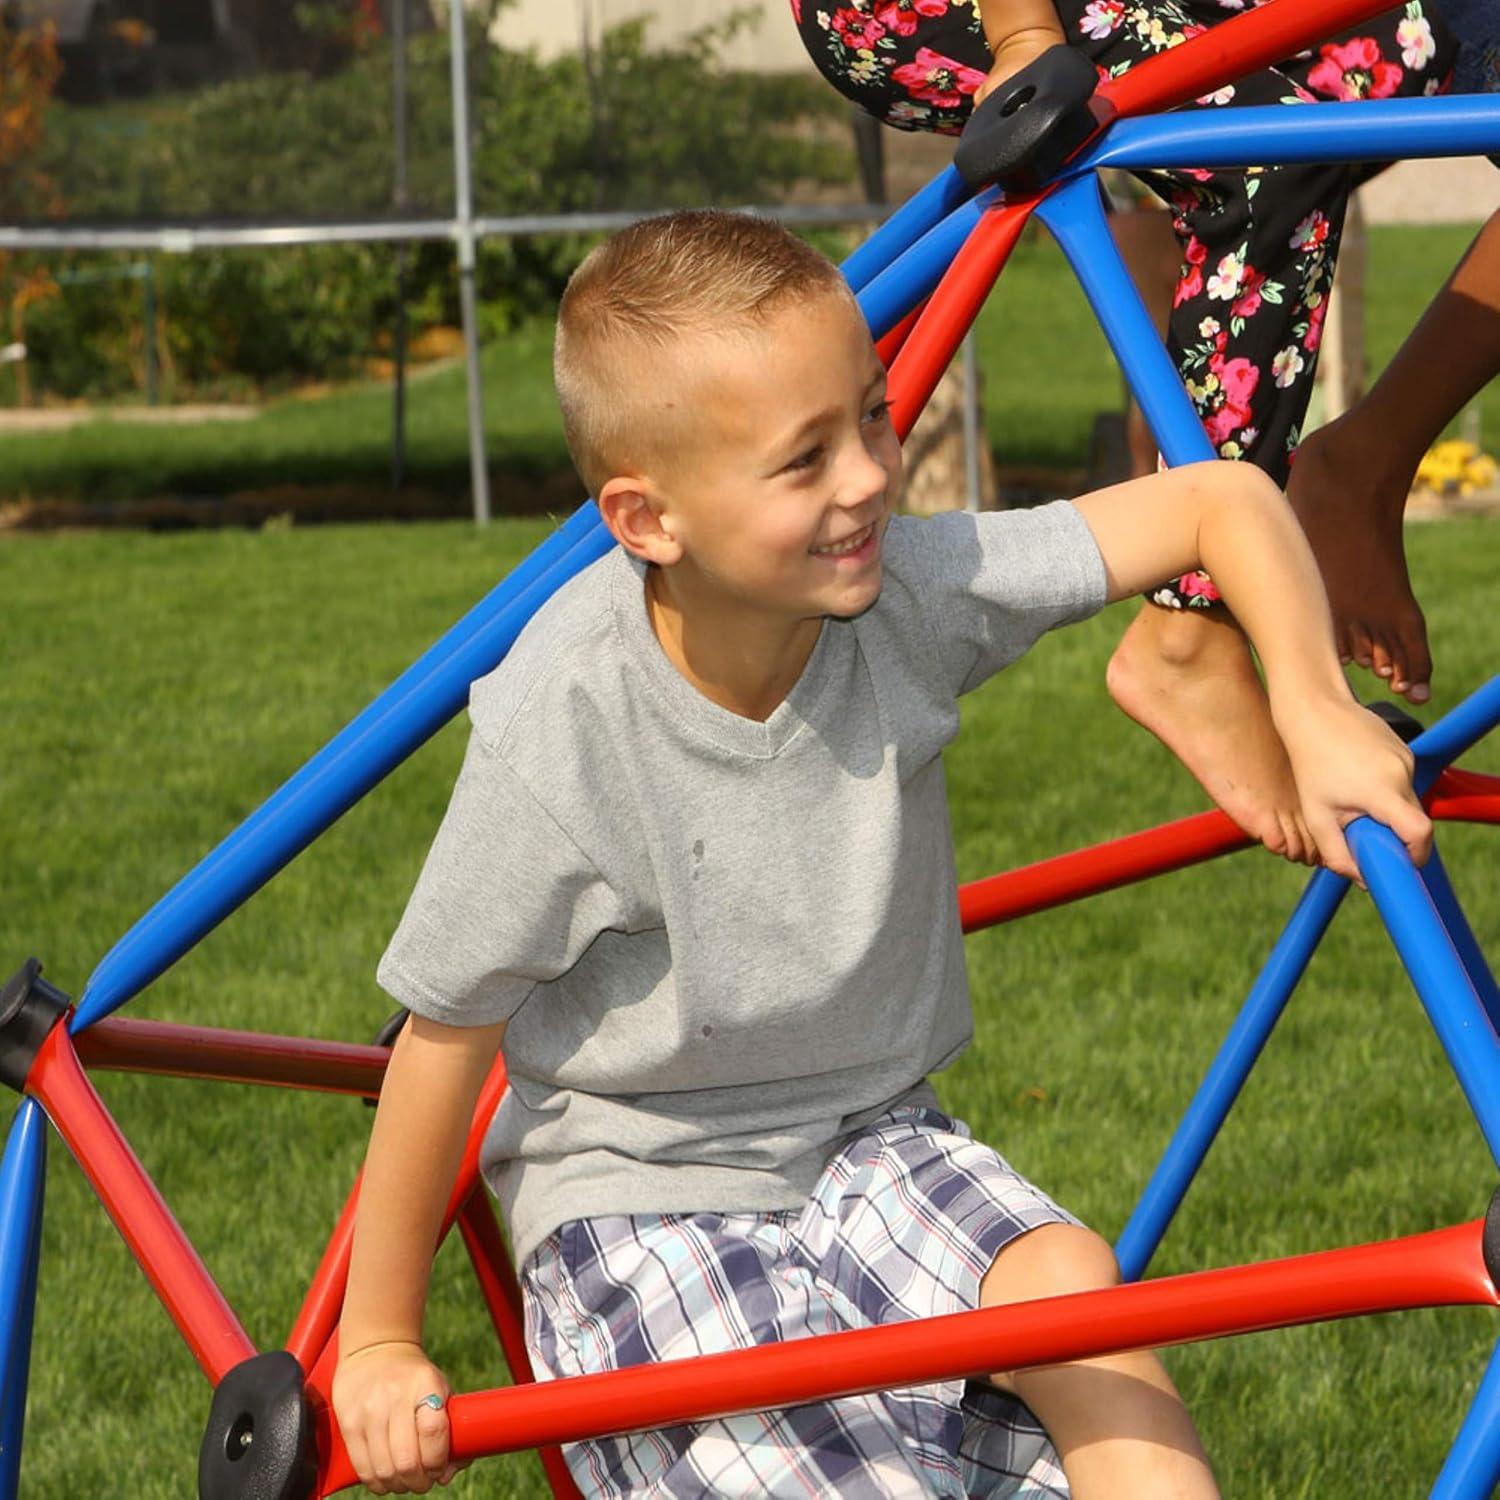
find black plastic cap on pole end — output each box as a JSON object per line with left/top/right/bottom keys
{"left": 1484, "top": 1187, "right": 1500, "bottom": 1293}
{"left": 1365, "top": 699, "right": 1425, "bottom": 744}
{"left": 198, "top": 1351, "right": 317, "bottom": 1500}
{"left": 363, "top": 1006, "right": 409, "bottom": 1109}
{"left": 953, "top": 44, "right": 1101, "bottom": 193}
{"left": 0, "top": 958, "right": 69, "bottom": 1094}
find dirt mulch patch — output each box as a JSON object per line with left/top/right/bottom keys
{"left": 0, "top": 471, "right": 587, "bottom": 532}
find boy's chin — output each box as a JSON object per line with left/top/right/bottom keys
{"left": 826, "top": 577, "right": 884, "bottom": 622}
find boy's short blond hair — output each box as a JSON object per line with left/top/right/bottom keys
{"left": 554, "top": 209, "right": 853, "bottom": 496}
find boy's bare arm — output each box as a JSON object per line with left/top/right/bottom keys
{"left": 1072, "top": 460, "right": 1432, "bottom": 881}
{"left": 334, "top": 1011, "right": 508, "bottom": 1495}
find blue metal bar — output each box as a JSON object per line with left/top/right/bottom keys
{"left": 81, "top": 498, "right": 610, "bottom": 1020}
{"left": 1420, "top": 846, "right": 1500, "bottom": 1035}
{"left": 1411, "top": 675, "right": 1500, "bottom": 793}
{"left": 1349, "top": 819, "right": 1500, "bottom": 1164}
{"left": 1432, "top": 1342, "right": 1500, "bottom": 1499}
{"left": 74, "top": 508, "right": 616, "bottom": 1030}
{"left": 1068, "top": 95, "right": 1500, "bottom": 179}
{"left": 0, "top": 1147, "right": 42, "bottom": 1500}
{"left": 0, "top": 1102, "right": 47, "bottom": 1493}
{"left": 856, "top": 189, "right": 998, "bottom": 344}
{"left": 841, "top": 165, "right": 973, "bottom": 294}
{"left": 1115, "top": 868, "right": 1350, "bottom": 1280}
{"left": 1036, "top": 175, "right": 1216, "bottom": 466}
{"left": 1115, "top": 680, "right": 1500, "bottom": 1277}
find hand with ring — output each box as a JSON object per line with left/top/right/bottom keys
{"left": 332, "top": 1339, "right": 467, "bottom": 1494}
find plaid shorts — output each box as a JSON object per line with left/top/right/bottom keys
{"left": 521, "top": 1104, "right": 1078, "bottom": 1498}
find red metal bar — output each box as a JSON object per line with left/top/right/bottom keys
{"left": 307, "top": 1328, "right": 343, "bottom": 1450}
{"left": 286, "top": 1174, "right": 362, "bottom": 1375}
{"left": 888, "top": 196, "right": 1038, "bottom": 441}
{"left": 961, "top": 808, "right": 1247, "bottom": 932}
{"left": 456, "top": 1192, "right": 532, "bottom": 1388}
{"left": 300, "top": 1054, "right": 514, "bottom": 1411}
{"left": 26, "top": 1022, "right": 256, "bottom": 1384}
{"left": 875, "top": 303, "right": 923, "bottom": 368}
{"left": 75, "top": 1018, "right": 389, "bottom": 1098}
{"left": 1431, "top": 767, "right": 1500, "bottom": 825}
{"left": 458, "top": 1192, "right": 583, "bottom": 1500}
{"left": 1097, "top": 0, "right": 1401, "bottom": 119}
{"left": 317, "top": 1217, "right": 1495, "bottom": 1490}
{"left": 956, "top": 764, "right": 1500, "bottom": 934}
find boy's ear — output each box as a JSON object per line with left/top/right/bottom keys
{"left": 597, "top": 476, "right": 683, "bottom": 567}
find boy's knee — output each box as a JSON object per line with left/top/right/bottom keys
{"left": 981, "top": 1222, "right": 1121, "bottom": 1309}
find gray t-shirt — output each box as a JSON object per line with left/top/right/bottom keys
{"left": 378, "top": 501, "right": 1106, "bottom": 1265}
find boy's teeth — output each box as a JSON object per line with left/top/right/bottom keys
{"left": 817, "top": 527, "right": 868, "bottom": 556}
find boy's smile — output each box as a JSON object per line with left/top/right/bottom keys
{"left": 810, "top": 520, "right": 881, "bottom": 561}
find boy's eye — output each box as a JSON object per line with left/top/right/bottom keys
{"left": 786, "top": 444, "right": 824, "bottom": 473}
{"left": 865, "top": 399, "right": 892, "bottom": 425}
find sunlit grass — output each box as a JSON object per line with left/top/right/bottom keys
{"left": 1, "top": 513, "right": 1495, "bottom": 1494}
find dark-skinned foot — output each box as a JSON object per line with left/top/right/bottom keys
{"left": 1289, "top": 416, "right": 1431, "bottom": 704}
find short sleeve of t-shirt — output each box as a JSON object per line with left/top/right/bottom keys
{"left": 893, "top": 499, "right": 1107, "bottom": 698}
{"left": 377, "top": 729, "right": 626, "bottom": 1027}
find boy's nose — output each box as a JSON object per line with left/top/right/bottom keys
{"left": 842, "top": 444, "right": 890, "bottom": 508}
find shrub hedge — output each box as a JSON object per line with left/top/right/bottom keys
{"left": 6, "top": 11, "right": 849, "bottom": 402}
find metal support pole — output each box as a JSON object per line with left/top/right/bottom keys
{"left": 1037, "top": 176, "right": 1215, "bottom": 466}
{"left": 1419, "top": 845, "right": 1500, "bottom": 1030}
{"left": 0, "top": 1102, "right": 47, "bottom": 1494}
{"left": 74, "top": 505, "right": 614, "bottom": 1029}
{"left": 448, "top": 0, "right": 491, "bottom": 524}
{"left": 1114, "top": 868, "right": 1350, "bottom": 1279}
{"left": 961, "top": 328, "right": 982, "bottom": 512}
{"left": 1433, "top": 1342, "right": 1500, "bottom": 1499}
{"left": 851, "top": 106, "right": 887, "bottom": 207}
{"left": 392, "top": 0, "right": 410, "bottom": 492}
{"left": 141, "top": 262, "right": 158, "bottom": 407}
{"left": 1350, "top": 818, "right": 1500, "bottom": 1162}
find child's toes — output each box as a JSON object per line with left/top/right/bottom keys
{"left": 1369, "top": 636, "right": 1397, "bottom": 682}
{"left": 1349, "top": 622, "right": 1375, "bottom": 670}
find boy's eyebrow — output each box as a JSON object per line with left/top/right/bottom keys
{"left": 768, "top": 369, "right": 889, "bottom": 457}
{"left": 772, "top": 407, "right": 841, "bottom": 455}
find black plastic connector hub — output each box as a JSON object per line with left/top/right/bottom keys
{"left": 363, "top": 1005, "right": 409, "bottom": 1108}
{"left": 1366, "top": 699, "right": 1425, "bottom": 744}
{"left": 953, "top": 44, "right": 1107, "bottom": 194}
{"left": 0, "top": 959, "right": 69, "bottom": 1094}
{"left": 198, "top": 1350, "right": 317, "bottom": 1500}
{"left": 1484, "top": 1187, "right": 1500, "bottom": 1293}
{"left": 373, "top": 1006, "right": 408, "bottom": 1051}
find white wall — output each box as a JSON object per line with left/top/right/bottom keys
{"left": 488, "top": 0, "right": 810, "bottom": 72}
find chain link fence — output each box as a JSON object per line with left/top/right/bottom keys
{"left": 0, "top": 3, "right": 917, "bottom": 520}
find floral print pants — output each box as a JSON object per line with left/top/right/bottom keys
{"left": 793, "top": 0, "right": 1455, "bottom": 607}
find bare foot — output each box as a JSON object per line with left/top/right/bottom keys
{"left": 1107, "top": 603, "right": 1316, "bottom": 864}
{"left": 1288, "top": 416, "right": 1431, "bottom": 704}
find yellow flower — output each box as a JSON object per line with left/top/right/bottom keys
{"left": 1415, "top": 439, "right": 1499, "bottom": 495}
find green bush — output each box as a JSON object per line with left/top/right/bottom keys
{"left": 10, "top": 11, "right": 849, "bottom": 403}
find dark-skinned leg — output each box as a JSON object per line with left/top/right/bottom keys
{"left": 1290, "top": 208, "right": 1500, "bottom": 701}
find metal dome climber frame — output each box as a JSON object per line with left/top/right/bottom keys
{"left": 3, "top": 0, "right": 1500, "bottom": 1493}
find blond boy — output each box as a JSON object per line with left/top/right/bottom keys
{"left": 333, "top": 210, "right": 1430, "bottom": 1497}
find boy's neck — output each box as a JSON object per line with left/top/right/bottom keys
{"left": 645, "top": 567, "right": 823, "bottom": 724}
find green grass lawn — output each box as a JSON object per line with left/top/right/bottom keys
{"left": 0, "top": 221, "right": 1493, "bottom": 511}
{"left": 1, "top": 514, "right": 1497, "bottom": 1495}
